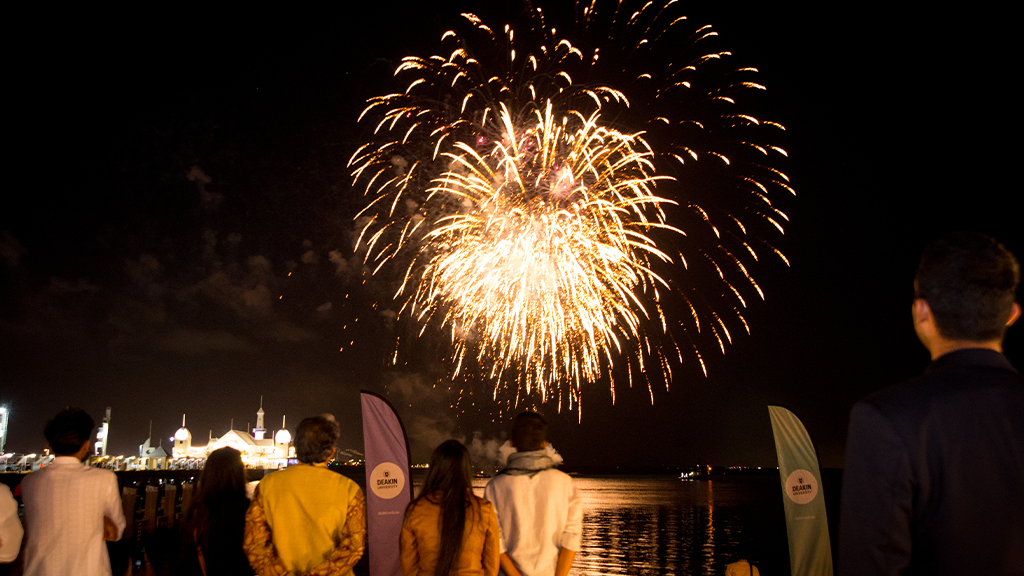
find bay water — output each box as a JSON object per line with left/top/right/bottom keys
{"left": 466, "top": 474, "right": 793, "bottom": 576}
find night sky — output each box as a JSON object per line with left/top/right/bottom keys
{"left": 3, "top": 4, "right": 1020, "bottom": 470}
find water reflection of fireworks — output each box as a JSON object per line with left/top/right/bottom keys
{"left": 350, "top": 1, "right": 792, "bottom": 413}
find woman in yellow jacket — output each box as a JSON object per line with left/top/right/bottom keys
{"left": 400, "top": 440, "right": 500, "bottom": 576}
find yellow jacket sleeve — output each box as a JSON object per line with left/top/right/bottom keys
{"left": 243, "top": 487, "right": 290, "bottom": 576}
{"left": 304, "top": 487, "right": 367, "bottom": 576}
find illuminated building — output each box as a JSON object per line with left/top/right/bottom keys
{"left": 94, "top": 407, "right": 111, "bottom": 457}
{"left": 0, "top": 406, "right": 8, "bottom": 454}
{"left": 135, "top": 421, "right": 168, "bottom": 470}
{"left": 173, "top": 414, "right": 192, "bottom": 457}
{"left": 169, "top": 403, "right": 293, "bottom": 468}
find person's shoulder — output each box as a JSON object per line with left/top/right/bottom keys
{"left": 538, "top": 467, "right": 573, "bottom": 482}
{"left": 850, "top": 373, "right": 935, "bottom": 434}
{"left": 0, "top": 483, "right": 14, "bottom": 512}
{"left": 333, "top": 470, "right": 361, "bottom": 493}
{"left": 405, "top": 496, "right": 441, "bottom": 525}
{"left": 858, "top": 377, "right": 922, "bottom": 410}
{"left": 77, "top": 466, "right": 121, "bottom": 492}
{"left": 256, "top": 465, "right": 292, "bottom": 490}
{"left": 484, "top": 473, "right": 511, "bottom": 489}
{"left": 855, "top": 358, "right": 954, "bottom": 413}
{"left": 482, "top": 475, "right": 506, "bottom": 503}
{"left": 470, "top": 494, "right": 498, "bottom": 520}
{"left": 409, "top": 493, "right": 445, "bottom": 515}
{"left": 310, "top": 465, "right": 361, "bottom": 495}
{"left": 471, "top": 493, "right": 493, "bottom": 509}
{"left": 21, "top": 462, "right": 79, "bottom": 492}
{"left": 82, "top": 465, "right": 118, "bottom": 479}
{"left": 860, "top": 350, "right": 1023, "bottom": 413}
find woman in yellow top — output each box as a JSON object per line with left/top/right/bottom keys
{"left": 400, "top": 440, "right": 500, "bottom": 576}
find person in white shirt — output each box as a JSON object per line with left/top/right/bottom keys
{"left": 21, "top": 408, "right": 126, "bottom": 576}
{"left": 0, "top": 482, "right": 23, "bottom": 564}
{"left": 484, "top": 412, "right": 582, "bottom": 576}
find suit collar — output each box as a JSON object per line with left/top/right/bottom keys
{"left": 927, "top": 348, "right": 1017, "bottom": 374}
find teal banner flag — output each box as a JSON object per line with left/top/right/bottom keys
{"left": 768, "top": 405, "right": 834, "bottom": 576}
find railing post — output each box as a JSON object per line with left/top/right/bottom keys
{"left": 180, "top": 482, "right": 194, "bottom": 524}
{"left": 163, "top": 484, "right": 177, "bottom": 528}
{"left": 121, "top": 486, "right": 137, "bottom": 540}
{"left": 144, "top": 485, "right": 159, "bottom": 533}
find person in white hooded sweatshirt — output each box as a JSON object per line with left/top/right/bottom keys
{"left": 484, "top": 412, "right": 582, "bottom": 576}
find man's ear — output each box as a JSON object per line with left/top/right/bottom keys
{"left": 912, "top": 297, "right": 939, "bottom": 353}
{"left": 912, "top": 298, "right": 932, "bottom": 325}
{"left": 1007, "top": 302, "right": 1022, "bottom": 327}
{"left": 75, "top": 439, "right": 92, "bottom": 461}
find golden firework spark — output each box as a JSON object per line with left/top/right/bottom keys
{"left": 350, "top": 1, "right": 792, "bottom": 411}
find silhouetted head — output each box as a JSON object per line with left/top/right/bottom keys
{"left": 44, "top": 408, "right": 94, "bottom": 456}
{"left": 186, "top": 446, "right": 250, "bottom": 562}
{"left": 199, "top": 447, "right": 246, "bottom": 497}
{"left": 511, "top": 411, "right": 548, "bottom": 451}
{"left": 915, "top": 231, "right": 1019, "bottom": 341}
{"left": 421, "top": 439, "right": 473, "bottom": 495}
{"left": 294, "top": 414, "right": 340, "bottom": 464}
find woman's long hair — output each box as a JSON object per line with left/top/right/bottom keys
{"left": 183, "top": 446, "right": 253, "bottom": 575}
{"left": 411, "top": 440, "right": 475, "bottom": 576}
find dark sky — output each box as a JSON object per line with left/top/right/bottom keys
{"left": 3, "top": 4, "right": 1020, "bottom": 470}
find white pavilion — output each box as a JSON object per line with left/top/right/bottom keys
{"left": 170, "top": 400, "right": 293, "bottom": 468}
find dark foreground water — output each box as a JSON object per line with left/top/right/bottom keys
{"left": 469, "top": 475, "right": 794, "bottom": 576}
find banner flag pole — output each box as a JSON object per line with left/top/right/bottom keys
{"left": 361, "top": 391, "right": 413, "bottom": 576}
{"left": 768, "top": 405, "right": 834, "bottom": 576}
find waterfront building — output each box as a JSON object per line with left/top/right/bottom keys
{"left": 0, "top": 406, "right": 8, "bottom": 454}
{"left": 253, "top": 397, "right": 267, "bottom": 440}
{"left": 135, "top": 421, "right": 170, "bottom": 470}
{"left": 143, "top": 445, "right": 169, "bottom": 470}
{"left": 173, "top": 415, "right": 192, "bottom": 458}
{"left": 168, "top": 404, "right": 293, "bottom": 468}
{"left": 94, "top": 407, "right": 111, "bottom": 457}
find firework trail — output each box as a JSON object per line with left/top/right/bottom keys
{"left": 349, "top": 1, "right": 792, "bottom": 413}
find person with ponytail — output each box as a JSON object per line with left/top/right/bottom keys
{"left": 400, "top": 440, "right": 500, "bottom": 576}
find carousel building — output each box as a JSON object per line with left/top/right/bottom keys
{"left": 170, "top": 401, "right": 293, "bottom": 468}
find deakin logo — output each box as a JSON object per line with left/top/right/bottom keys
{"left": 370, "top": 462, "right": 405, "bottom": 499}
{"left": 785, "top": 469, "right": 818, "bottom": 505}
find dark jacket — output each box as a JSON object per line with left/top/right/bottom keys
{"left": 839, "top": 348, "right": 1024, "bottom": 576}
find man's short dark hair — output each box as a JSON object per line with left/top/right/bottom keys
{"left": 511, "top": 411, "right": 548, "bottom": 452}
{"left": 44, "top": 408, "right": 95, "bottom": 456}
{"left": 294, "top": 414, "right": 340, "bottom": 464}
{"left": 915, "top": 231, "right": 1020, "bottom": 341}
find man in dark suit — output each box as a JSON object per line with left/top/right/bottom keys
{"left": 839, "top": 231, "right": 1023, "bottom": 576}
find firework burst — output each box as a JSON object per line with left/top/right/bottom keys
{"left": 350, "top": 1, "right": 792, "bottom": 412}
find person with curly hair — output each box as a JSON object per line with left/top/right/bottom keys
{"left": 244, "top": 414, "right": 365, "bottom": 576}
